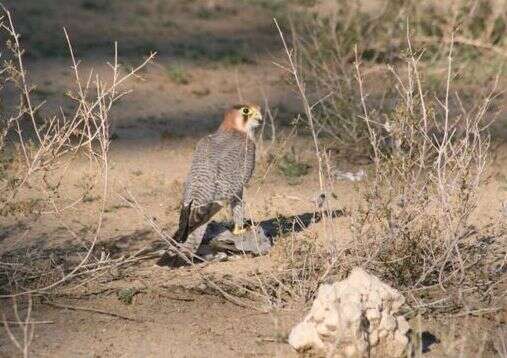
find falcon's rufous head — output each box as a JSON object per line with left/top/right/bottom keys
{"left": 220, "top": 104, "right": 263, "bottom": 138}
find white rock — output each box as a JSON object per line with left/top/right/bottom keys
{"left": 380, "top": 315, "right": 396, "bottom": 331}
{"left": 288, "top": 268, "right": 410, "bottom": 357}
{"left": 365, "top": 308, "right": 380, "bottom": 321}
{"left": 288, "top": 321, "right": 324, "bottom": 352}
{"left": 369, "top": 329, "right": 379, "bottom": 346}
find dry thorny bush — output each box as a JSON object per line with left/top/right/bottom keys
{"left": 0, "top": 5, "right": 155, "bottom": 299}
{"left": 348, "top": 45, "right": 505, "bottom": 314}
{"left": 0, "top": 6, "right": 159, "bottom": 353}
{"left": 291, "top": 0, "right": 507, "bottom": 148}
{"left": 239, "top": 5, "right": 506, "bottom": 317}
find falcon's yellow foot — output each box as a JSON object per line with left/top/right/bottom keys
{"left": 232, "top": 226, "right": 247, "bottom": 235}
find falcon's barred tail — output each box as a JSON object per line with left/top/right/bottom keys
{"left": 173, "top": 201, "right": 223, "bottom": 244}
{"left": 172, "top": 201, "right": 193, "bottom": 243}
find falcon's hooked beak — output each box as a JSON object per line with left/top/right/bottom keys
{"left": 248, "top": 106, "right": 263, "bottom": 127}
{"left": 242, "top": 105, "right": 262, "bottom": 139}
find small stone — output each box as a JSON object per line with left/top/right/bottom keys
{"left": 397, "top": 316, "right": 410, "bottom": 334}
{"left": 316, "top": 321, "right": 330, "bottom": 336}
{"left": 288, "top": 321, "right": 324, "bottom": 351}
{"left": 344, "top": 345, "right": 357, "bottom": 357}
{"left": 312, "top": 301, "right": 329, "bottom": 323}
{"left": 366, "top": 308, "right": 381, "bottom": 321}
{"left": 380, "top": 315, "right": 396, "bottom": 331}
{"left": 369, "top": 329, "right": 379, "bottom": 346}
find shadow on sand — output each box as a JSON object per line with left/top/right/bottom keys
{"left": 156, "top": 209, "right": 344, "bottom": 268}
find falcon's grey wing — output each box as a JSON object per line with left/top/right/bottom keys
{"left": 182, "top": 135, "right": 218, "bottom": 207}
{"left": 214, "top": 131, "right": 256, "bottom": 202}
{"left": 214, "top": 131, "right": 255, "bottom": 233}
{"left": 185, "top": 130, "right": 255, "bottom": 204}
{"left": 173, "top": 135, "right": 222, "bottom": 243}
{"left": 174, "top": 131, "right": 255, "bottom": 244}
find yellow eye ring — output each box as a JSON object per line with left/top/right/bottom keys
{"left": 241, "top": 107, "right": 250, "bottom": 115}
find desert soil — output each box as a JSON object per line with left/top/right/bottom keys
{"left": 0, "top": 1, "right": 505, "bottom": 357}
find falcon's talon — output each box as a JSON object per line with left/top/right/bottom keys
{"left": 232, "top": 227, "right": 247, "bottom": 235}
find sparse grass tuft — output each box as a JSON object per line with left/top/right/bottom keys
{"left": 166, "top": 64, "right": 191, "bottom": 85}
{"left": 277, "top": 152, "right": 310, "bottom": 182}
{"left": 117, "top": 288, "right": 135, "bottom": 305}
{"left": 80, "top": 0, "right": 111, "bottom": 12}
{"left": 244, "top": 0, "right": 287, "bottom": 13}
{"left": 210, "top": 46, "right": 254, "bottom": 65}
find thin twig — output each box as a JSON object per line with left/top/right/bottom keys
{"left": 44, "top": 301, "right": 142, "bottom": 322}
{"left": 1, "top": 320, "right": 54, "bottom": 325}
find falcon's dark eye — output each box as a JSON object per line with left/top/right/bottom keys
{"left": 241, "top": 107, "right": 250, "bottom": 115}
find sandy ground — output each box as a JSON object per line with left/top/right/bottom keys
{"left": 0, "top": 0, "right": 506, "bottom": 357}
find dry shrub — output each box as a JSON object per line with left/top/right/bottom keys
{"left": 270, "top": 228, "right": 325, "bottom": 300}
{"left": 291, "top": 0, "right": 507, "bottom": 148}
{"left": 0, "top": 5, "right": 154, "bottom": 297}
{"left": 306, "top": 0, "right": 506, "bottom": 61}
{"left": 352, "top": 63, "right": 493, "bottom": 288}
{"left": 266, "top": 11, "right": 505, "bottom": 322}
